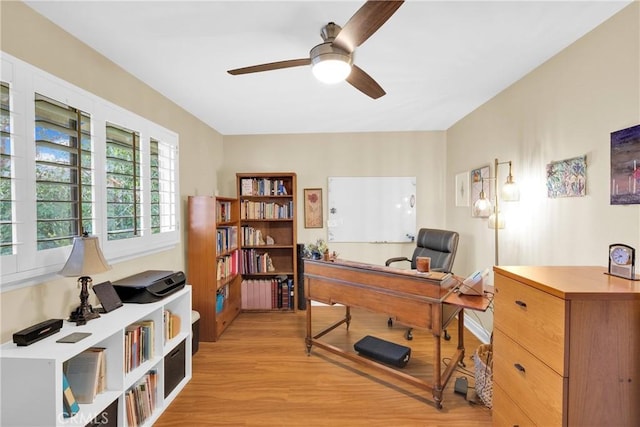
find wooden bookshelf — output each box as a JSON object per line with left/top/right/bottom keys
{"left": 188, "top": 196, "right": 242, "bottom": 342}
{"left": 237, "top": 172, "right": 297, "bottom": 312}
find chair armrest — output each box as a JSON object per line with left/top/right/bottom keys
{"left": 385, "top": 257, "right": 410, "bottom": 267}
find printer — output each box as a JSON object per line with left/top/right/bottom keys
{"left": 112, "top": 270, "right": 186, "bottom": 303}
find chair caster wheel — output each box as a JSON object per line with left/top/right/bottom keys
{"left": 444, "top": 330, "right": 451, "bottom": 341}
{"left": 405, "top": 330, "right": 413, "bottom": 340}
{"left": 388, "top": 318, "right": 393, "bottom": 327}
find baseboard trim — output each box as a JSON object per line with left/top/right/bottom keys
{"left": 464, "top": 315, "right": 491, "bottom": 344}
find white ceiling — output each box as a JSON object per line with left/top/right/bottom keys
{"left": 24, "top": 0, "right": 631, "bottom": 136}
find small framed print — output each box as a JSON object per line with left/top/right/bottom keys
{"left": 304, "top": 188, "right": 323, "bottom": 228}
{"left": 455, "top": 171, "right": 470, "bottom": 207}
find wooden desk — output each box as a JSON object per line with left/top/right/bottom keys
{"left": 304, "top": 259, "right": 492, "bottom": 408}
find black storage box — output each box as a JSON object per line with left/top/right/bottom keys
{"left": 354, "top": 335, "right": 411, "bottom": 368}
{"left": 112, "top": 270, "right": 186, "bottom": 304}
{"left": 85, "top": 398, "right": 118, "bottom": 427}
{"left": 164, "top": 339, "right": 186, "bottom": 398}
{"left": 191, "top": 310, "right": 200, "bottom": 355}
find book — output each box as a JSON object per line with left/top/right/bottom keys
{"left": 62, "top": 373, "right": 79, "bottom": 418}
{"left": 64, "top": 348, "right": 105, "bottom": 404}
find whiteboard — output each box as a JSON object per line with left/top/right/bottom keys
{"left": 327, "top": 177, "right": 417, "bottom": 243}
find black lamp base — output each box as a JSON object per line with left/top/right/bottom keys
{"left": 69, "top": 304, "right": 100, "bottom": 326}
{"left": 70, "top": 275, "right": 101, "bottom": 326}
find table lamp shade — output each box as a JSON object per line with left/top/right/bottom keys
{"left": 59, "top": 234, "right": 111, "bottom": 277}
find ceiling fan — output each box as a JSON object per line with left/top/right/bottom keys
{"left": 227, "top": 0, "right": 404, "bottom": 99}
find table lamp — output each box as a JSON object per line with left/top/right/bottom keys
{"left": 59, "top": 232, "right": 112, "bottom": 325}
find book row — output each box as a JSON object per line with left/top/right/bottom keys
{"left": 240, "top": 200, "right": 293, "bottom": 220}
{"left": 240, "top": 177, "right": 289, "bottom": 196}
{"left": 241, "top": 278, "right": 294, "bottom": 310}
{"left": 125, "top": 320, "right": 154, "bottom": 373}
{"left": 164, "top": 309, "right": 181, "bottom": 343}
{"left": 217, "top": 226, "right": 238, "bottom": 254}
{"left": 241, "top": 225, "right": 267, "bottom": 246}
{"left": 125, "top": 370, "right": 157, "bottom": 427}
{"left": 217, "top": 250, "right": 240, "bottom": 280}
{"left": 216, "top": 200, "right": 233, "bottom": 223}
{"left": 240, "top": 249, "right": 274, "bottom": 274}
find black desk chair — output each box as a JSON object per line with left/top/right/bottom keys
{"left": 386, "top": 228, "right": 459, "bottom": 340}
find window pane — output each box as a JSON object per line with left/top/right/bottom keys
{"left": 35, "top": 93, "right": 93, "bottom": 250}
{"left": 150, "top": 138, "right": 176, "bottom": 235}
{"left": 0, "top": 82, "right": 13, "bottom": 256}
{"left": 106, "top": 123, "right": 141, "bottom": 241}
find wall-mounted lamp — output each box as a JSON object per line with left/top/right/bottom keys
{"left": 473, "top": 158, "right": 520, "bottom": 265}
{"left": 59, "top": 232, "right": 112, "bottom": 325}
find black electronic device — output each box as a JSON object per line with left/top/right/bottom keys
{"left": 112, "top": 270, "right": 186, "bottom": 304}
{"left": 13, "top": 318, "right": 63, "bottom": 346}
{"left": 454, "top": 377, "right": 468, "bottom": 395}
{"left": 354, "top": 335, "right": 411, "bottom": 368}
{"left": 92, "top": 281, "right": 123, "bottom": 313}
{"left": 56, "top": 332, "right": 91, "bottom": 343}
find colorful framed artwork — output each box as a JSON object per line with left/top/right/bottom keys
{"left": 611, "top": 124, "right": 640, "bottom": 205}
{"left": 546, "top": 155, "right": 586, "bottom": 198}
{"left": 455, "top": 171, "right": 470, "bottom": 207}
{"left": 304, "top": 188, "right": 323, "bottom": 228}
{"left": 471, "top": 165, "right": 492, "bottom": 217}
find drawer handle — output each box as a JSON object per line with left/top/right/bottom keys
{"left": 514, "top": 363, "right": 526, "bottom": 373}
{"left": 515, "top": 300, "right": 527, "bottom": 308}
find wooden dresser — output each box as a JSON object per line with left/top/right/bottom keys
{"left": 493, "top": 266, "right": 639, "bottom": 426}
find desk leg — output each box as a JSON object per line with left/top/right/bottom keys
{"left": 305, "top": 298, "right": 313, "bottom": 355}
{"left": 433, "top": 333, "right": 443, "bottom": 409}
{"left": 345, "top": 306, "right": 351, "bottom": 330}
{"left": 458, "top": 309, "right": 466, "bottom": 367}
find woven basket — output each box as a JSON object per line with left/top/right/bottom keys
{"left": 473, "top": 343, "right": 493, "bottom": 408}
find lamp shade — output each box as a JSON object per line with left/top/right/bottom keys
{"left": 488, "top": 211, "right": 505, "bottom": 229}
{"left": 59, "top": 234, "right": 111, "bottom": 277}
{"left": 473, "top": 196, "right": 493, "bottom": 217}
{"left": 502, "top": 180, "right": 520, "bottom": 201}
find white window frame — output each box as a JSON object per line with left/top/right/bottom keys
{"left": 1, "top": 52, "right": 180, "bottom": 291}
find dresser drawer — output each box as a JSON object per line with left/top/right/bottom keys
{"left": 494, "top": 274, "right": 566, "bottom": 374}
{"left": 492, "top": 382, "right": 535, "bottom": 427}
{"left": 493, "top": 329, "right": 565, "bottom": 427}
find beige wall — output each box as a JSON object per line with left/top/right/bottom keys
{"left": 220, "top": 131, "right": 447, "bottom": 266}
{"left": 446, "top": 2, "right": 639, "bottom": 331}
{"left": 0, "top": 2, "right": 223, "bottom": 342}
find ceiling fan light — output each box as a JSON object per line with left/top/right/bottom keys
{"left": 312, "top": 58, "right": 351, "bottom": 84}
{"left": 310, "top": 43, "right": 352, "bottom": 84}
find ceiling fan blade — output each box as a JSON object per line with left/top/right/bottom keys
{"left": 227, "top": 58, "right": 311, "bottom": 75}
{"left": 332, "top": 0, "right": 404, "bottom": 53}
{"left": 346, "top": 65, "right": 386, "bottom": 99}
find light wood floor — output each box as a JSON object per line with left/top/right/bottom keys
{"left": 156, "top": 306, "right": 493, "bottom": 426}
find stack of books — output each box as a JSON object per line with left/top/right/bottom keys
{"left": 63, "top": 347, "right": 107, "bottom": 417}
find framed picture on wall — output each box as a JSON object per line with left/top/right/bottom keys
{"left": 611, "top": 124, "right": 640, "bottom": 205}
{"left": 455, "top": 171, "right": 470, "bottom": 207}
{"left": 471, "top": 165, "right": 492, "bottom": 217}
{"left": 546, "top": 155, "right": 586, "bottom": 198}
{"left": 304, "top": 188, "right": 323, "bottom": 228}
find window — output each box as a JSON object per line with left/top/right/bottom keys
{"left": 1, "top": 52, "right": 180, "bottom": 290}
{"left": 106, "top": 123, "right": 141, "bottom": 241}
{"left": 150, "top": 137, "right": 177, "bottom": 235}
{"left": 34, "top": 94, "right": 93, "bottom": 249}
{"left": 0, "top": 81, "right": 12, "bottom": 256}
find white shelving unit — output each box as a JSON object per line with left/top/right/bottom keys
{"left": 0, "top": 286, "right": 192, "bottom": 427}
